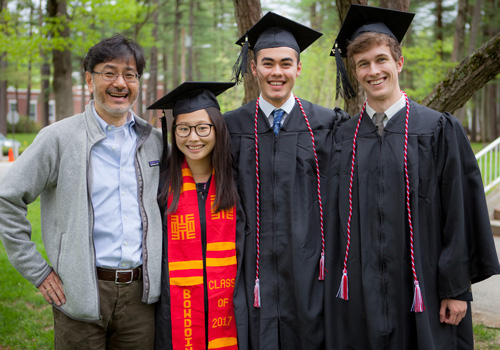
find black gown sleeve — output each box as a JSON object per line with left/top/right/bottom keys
{"left": 435, "top": 113, "right": 500, "bottom": 299}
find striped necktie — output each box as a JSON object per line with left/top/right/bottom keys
{"left": 272, "top": 108, "right": 285, "bottom": 135}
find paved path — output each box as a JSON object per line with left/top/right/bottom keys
{"left": 471, "top": 236, "right": 500, "bottom": 328}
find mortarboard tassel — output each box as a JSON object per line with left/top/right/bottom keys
{"left": 159, "top": 110, "right": 169, "bottom": 175}
{"left": 231, "top": 34, "right": 250, "bottom": 85}
{"left": 160, "top": 110, "right": 167, "bottom": 136}
{"left": 336, "top": 269, "right": 349, "bottom": 300}
{"left": 318, "top": 252, "right": 325, "bottom": 280}
{"left": 411, "top": 281, "right": 425, "bottom": 312}
{"left": 253, "top": 277, "right": 261, "bottom": 308}
{"left": 334, "top": 43, "right": 356, "bottom": 100}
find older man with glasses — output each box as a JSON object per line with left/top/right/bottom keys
{"left": 0, "top": 34, "right": 164, "bottom": 349}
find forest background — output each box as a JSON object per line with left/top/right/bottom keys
{"left": 0, "top": 0, "right": 499, "bottom": 142}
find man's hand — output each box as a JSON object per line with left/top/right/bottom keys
{"left": 38, "top": 271, "right": 66, "bottom": 306}
{"left": 439, "top": 299, "right": 467, "bottom": 325}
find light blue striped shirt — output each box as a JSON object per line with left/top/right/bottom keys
{"left": 91, "top": 103, "right": 143, "bottom": 268}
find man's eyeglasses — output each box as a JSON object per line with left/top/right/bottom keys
{"left": 174, "top": 123, "right": 214, "bottom": 138}
{"left": 93, "top": 71, "right": 140, "bottom": 83}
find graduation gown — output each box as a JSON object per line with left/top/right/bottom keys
{"left": 224, "top": 98, "right": 348, "bottom": 350}
{"left": 155, "top": 180, "right": 247, "bottom": 350}
{"left": 325, "top": 100, "right": 500, "bottom": 350}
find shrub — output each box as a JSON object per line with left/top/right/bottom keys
{"left": 8, "top": 115, "right": 41, "bottom": 134}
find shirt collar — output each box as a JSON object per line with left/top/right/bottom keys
{"left": 91, "top": 101, "right": 135, "bottom": 133}
{"left": 366, "top": 94, "right": 406, "bottom": 120}
{"left": 259, "top": 93, "right": 296, "bottom": 117}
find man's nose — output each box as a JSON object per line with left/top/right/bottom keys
{"left": 271, "top": 64, "right": 283, "bottom": 75}
{"left": 112, "top": 74, "right": 128, "bottom": 87}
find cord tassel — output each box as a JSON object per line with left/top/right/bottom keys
{"left": 411, "top": 281, "right": 425, "bottom": 312}
{"left": 318, "top": 253, "right": 325, "bottom": 280}
{"left": 336, "top": 269, "right": 349, "bottom": 300}
{"left": 253, "top": 278, "right": 261, "bottom": 308}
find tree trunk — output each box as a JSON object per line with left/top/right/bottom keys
{"left": 0, "top": 0, "right": 8, "bottom": 135}
{"left": 379, "top": 0, "right": 410, "bottom": 11}
{"left": 81, "top": 69, "right": 86, "bottom": 112}
{"left": 162, "top": 44, "right": 168, "bottom": 94}
{"left": 422, "top": 32, "right": 500, "bottom": 113}
{"left": 25, "top": 3, "right": 34, "bottom": 120}
{"left": 435, "top": 0, "right": 444, "bottom": 59}
{"left": 181, "top": 27, "right": 186, "bottom": 83}
{"left": 41, "top": 62, "right": 50, "bottom": 126}
{"left": 187, "top": 0, "right": 194, "bottom": 81}
{"left": 484, "top": 0, "right": 499, "bottom": 141}
{"left": 488, "top": 84, "right": 497, "bottom": 141}
{"left": 0, "top": 58, "right": 7, "bottom": 135}
{"left": 480, "top": 89, "right": 486, "bottom": 142}
{"left": 471, "top": 93, "right": 479, "bottom": 142}
{"left": 173, "top": 0, "right": 182, "bottom": 87}
{"left": 146, "top": 0, "right": 159, "bottom": 123}
{"left": 451, "top": 0, "right": 467, "bottom": 62}
{"left": 310, "top": 3, "right": 318, "bottom": 28}
{"left": 38, "top": 0, "right": 50, "bottom": 127}
{"left": 48, "top": 0, "right": 74, "bottom": 121}
{"left": 468, "top": 0, "right": 483, "bottom": 54}
{"left": 232, "top": 0, "right": 262, "bottom": 104}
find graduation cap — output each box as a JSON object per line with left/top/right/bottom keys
{"left": 147, "top": 81, "right": 235, "bottom": 116}
{"left": 232, "top": 11, "right": 323, "bottom": 84}
{"left": 331, "top": 5, "right": 415, "bottom": 99}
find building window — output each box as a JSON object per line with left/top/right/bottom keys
{"left": 29, "top": 101, "right": 37, "bottom": 121}
{"left": 49, "top": 101, "right": 56, "bottom": 123}
{"left": 7, "top": 100, "right": 19, "bottom": 124}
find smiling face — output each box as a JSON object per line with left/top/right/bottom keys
{"left": 352, "top": 43, "right": 404, "bottom": 111}
{"left": 251, "top": 46, "right": 302, "bottom": 108}
{"left": 86, "top": 58, "right": 139, "bottom": 126}
{"left": 175, "top": 109, "right": 216, "bottom": 169}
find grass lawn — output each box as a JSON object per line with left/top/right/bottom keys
{"left": 471, "top": 142, "right": 488, "bottom": 154}
{"left": 0, "top": 198, "right": 54, "bottom": 349}
{"left": 474, "top": 324, "right": 500, "bottom": 349}
{"left": 4, "top": 133, "right": 38, "bottom": 147}
{"left": 1, "top": 133, "right": 38, "bottom": 157}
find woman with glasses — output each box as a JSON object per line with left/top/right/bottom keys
{"left": 148, "top": 82, "right": 246, "bottom": 350}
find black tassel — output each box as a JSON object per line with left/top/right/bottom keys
{"left": 231, "top": 34, "right": 250, "bottom": 84}
{"left": 160, "top": 110, "right": 169, "bottom": 176}
{"left": 334, "top": 43, "right": 356, "bottom": 100}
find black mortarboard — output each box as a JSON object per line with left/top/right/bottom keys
{"left": 232, "top": 11, "right": 322, "bottom": 84}
{"left": 147, "top": 81, "right": 235, "bottom": 116}
{"left": 331, "top": 5, "right": 415, "bottom": 99}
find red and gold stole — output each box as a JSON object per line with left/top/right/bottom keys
{"left": 167, "top": 160, "right": 238, "bottom": 350}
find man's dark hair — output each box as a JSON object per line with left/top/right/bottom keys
{"left": 82, "top": 34, "right": 146, "bottom": 76}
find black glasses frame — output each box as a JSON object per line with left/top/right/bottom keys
{"left": 174, "top": 123, "right": 214, "bottom": 138}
